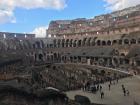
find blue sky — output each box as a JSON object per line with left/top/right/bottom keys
{"left": 0, "top": 0, "right": 140, "bottom": 37}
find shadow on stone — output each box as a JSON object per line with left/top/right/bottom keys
{"left": 74, "top": 95, "right": 91, "bottom": 105}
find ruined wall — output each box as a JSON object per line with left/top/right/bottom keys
{"left": 47, "top": 5, "right": 140, "bottom": 39}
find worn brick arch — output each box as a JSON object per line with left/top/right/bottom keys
{"left": 102, "top": 40, "right": 106, "bottom": 46}
{"left": 61, "top": 39, "right": 65, "bottom": 48}
{"left": 96, "top": 40, "right": 101, "bottom": 46}
{"left": 86, "top": 37, "right": 92, "bottom": 46}
{"left": 107, "top": 40, "right": 112, "bottom": 46}
{"left": 65, "top": 39, "right": 70, "bottom": 47}
{"left": 73, "top": 39, "right": 77, "bottom": 47}
{"left": 82, "top": 38, "right": 87, "bottom": 46}
{"left": 112, "top": 40, "right": 118, "bottom": 45}
{"left": 77, "top": 39, "right": 82, "bottom": 47}
{"left": 69, "top": 39, "right": 73, "bottom": 47}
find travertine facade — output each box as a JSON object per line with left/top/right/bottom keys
{"left": 46, "top": 5, "right": 140, "bottom": 72}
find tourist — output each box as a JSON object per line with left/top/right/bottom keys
{"left": 101, "top": 91, "right": 104, "bottom": 99}
{"left": 123, "top": 88, "right": 126, "bottom": 96}
{"left": 121, "top": 84, "right": 126, "bottom": 96}
{"left": 100, "top": 85, "right": 102, "bottom": 91}
{"left": 108, "top": 84, "right": 111, "bottom": 91}
{"left": 122, "top": 84, "right": 124, "bottom": 90}
{"left": 126, "top": 90, "right": 130, "bottom": 96}
{"left": 109, "top": 77, "right": 112, "bottom": 85}
{"left": 116, "top": 77, "right": 119, "bottom": 83}
{"left": 97, "top": 84, "right": 99, "bottom": 91}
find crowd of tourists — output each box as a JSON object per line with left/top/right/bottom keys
{"left": 82, "top": 74, "right": 130, "bottom": 99}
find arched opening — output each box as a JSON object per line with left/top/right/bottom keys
{"left": 65, "top": 39, "right": 69, "bottom": 47}
{"left": 96, "top": 40, "right": 101, "bottom": 46}
{"left": 73, "top": 40, "right": 77, "bottom": 47}
{"left": 62, "top": 56, "right": 65, "bottom": 62}
{"left": 86, "top": 37, "right": 92, "bottom": 46}
{"left": 124, "top": 39, "right": 129, "bottom": 44}
{"left": 130, "top": 39, "right": 136, "bottom": 44}
{"left": 61, "top": 39, "right": 65, "bottom": 47}
{"left": 77, "top": 40, "right": 82, "bottom": 47}
{"left": 102, "top": 41, "right": 106, "bottom": 46}
{"left": 39, "top": 54, "right": 43, "bottom": 61}
{"left": 47, "top": 44, "right": 49, "bottom": 48}
{"left": 112, "top": 40, "right": 117, "bottom": 45}
{"left": 119, "top": 40, "right": 122, "bottom": 45}
{"left": 120, "top": 53, "right": 125, "bottom": 56}
{"left": 54, "top": 53, "right": 58, "bottom": 62}
{"left": 69, "top": 39, "right": 73, "bottom": 47}
{"left": 107, "top": 40, "right": 111, "bottom": 46}
{"left": 57, "top": 39, "right": 61, "bottom": 48}
{"left": 82, "top": 38, "right": 87, "bottom": 46}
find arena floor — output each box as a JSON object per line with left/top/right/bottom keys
{"left": 66, "top": 76, "right": 140, "bottom": 105}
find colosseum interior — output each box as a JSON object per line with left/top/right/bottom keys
{"left": 0, "top": 4, "right": 140, "bottom": 105}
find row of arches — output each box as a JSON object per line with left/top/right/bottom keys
{"left": 47, "top": 38, "right": 140, "bottom": 48}
{"left": 0, "top": 39, "right": 46, "bottom": 51}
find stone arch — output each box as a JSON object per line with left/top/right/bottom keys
{"left": 102, "top": 40, "right": 106, "bottom": 46}
{"left": 61, "top": 39, "right": 65, "bottom": 47}
{"left": 112, "top": 40, "right": 117, "bottom": 45}
{"left": 73, "top": 40, "right": 77, "bottom": 47}
{"left": 69, "top": 39, "right": 73, "bottom": 47}
{"left": 124, "top": 39, "right": 129, "bottom": 44}
{"left": 53, "top": 53, "right": 58, "bottom": 62}
{"left": 57, "top": 53, "right": 61, "bottom": 62}
{"left": 96, "top": 40, "right": 101, "bottom": 46}
{"left": 77, "top": 40, "right": 82, "bottom": 47}
{"left": 130, "top": 39, "right": 136, "bottom": 44}
{"left": 119, "top": 40, "right": 123, "bottom": 45}
{"left": 107, "top": 40, "right": 111, "bottom": 46}
{"left": 57, "top": 39, "right": 61, "bottom": 48}
{"left": 82, "top": 38, "right": 87, "bottom": 46}
{"left": 112, "top": 57, "right": 120, "bottom": 67}
{"left": 39, "top": 53, "right": 43, "bottom": 61}
{"left": 120, "top": 53, "right": 125, "bottom": 56}
{"left": 65, "top": 39, "right": 69, "bottom": 47}
{"left": 86, "top": 37, "right": 92, "bottom": 46}
{"left": 46, "top": 44, "right": 49, "bottom": 48}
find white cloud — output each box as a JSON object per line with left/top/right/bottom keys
{"left": 32, "top": 26, "right": 48, "bottom": 38}
{"left": 104, "top": 0, "right": 140, "bottom": 11}
{"left": 0, "top": 0, "right": 66, "bottom": 24}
